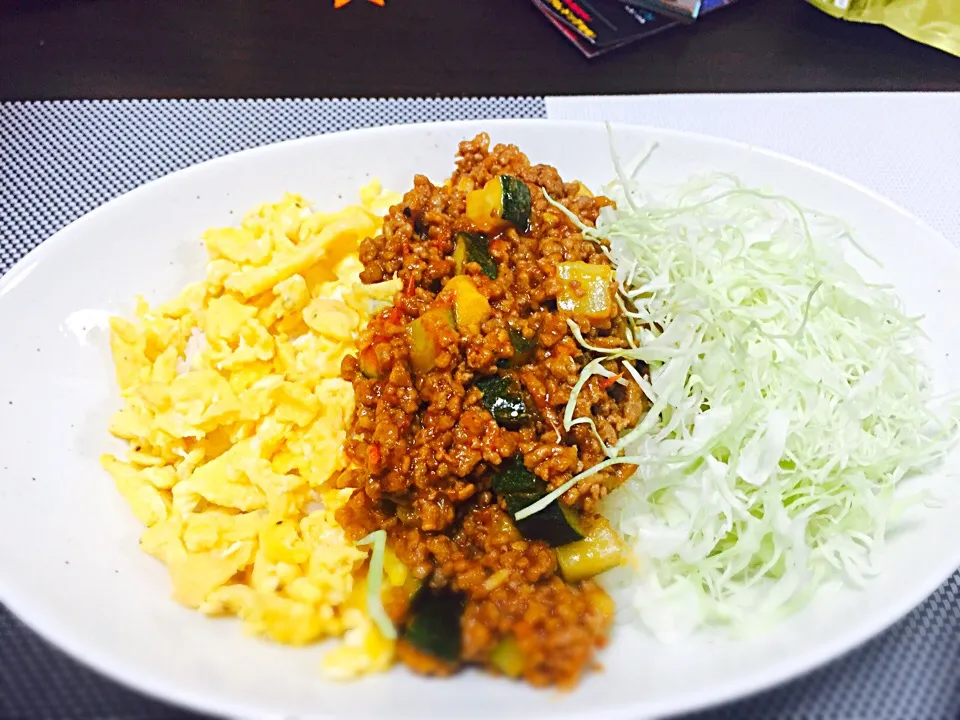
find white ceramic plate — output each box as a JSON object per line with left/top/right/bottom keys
{"left": 2, "top": 120, "right": 959, "bottom": 720}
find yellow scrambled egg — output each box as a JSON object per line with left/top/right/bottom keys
{"left": 102, "top": 183, "right": 405, "bottom": 677}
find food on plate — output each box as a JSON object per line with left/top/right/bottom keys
{"left": 103, "top": 138, "right": 641, "bottom": 686}
{"left": 572, "top": 167, "right": 959, "bottom": 640}
{"left": 102, "top": 131, "right": 957, "bottom": 688}
{"left": 102, "top": 185, "right": 406, "bottom": 677}
{"left": 336, "top": 134, "right": 644, "bottom": 687}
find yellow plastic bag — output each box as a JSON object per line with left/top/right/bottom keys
{"left": 807, "top": 0, "right": 960, "bottom": 58}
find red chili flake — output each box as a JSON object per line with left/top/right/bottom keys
{"left": 598, "top": 373, "right": 623, "bottom": 392}
{"left": 403, "top": 273, "right": 416, "bottom": 296}
{"left": 367, "top": 443, "right": 381, "bottom": 468}
{"left": 489, "top": 238, "right": 508, "bottom": 256}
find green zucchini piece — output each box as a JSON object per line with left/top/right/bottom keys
{"left": 475, "top": 375, "right": 533, "bottom": 429}
{"left": 556, "top": 517, "right": 624, "bottom": 582}
{"left": 498, "top": 327, "right": 538, "bottom": 369}
{"left": 492, "top": 453, "right": 584, "bottom": 547}
{"left": 453, "top": 232, "right": 497, "bottom": 280}
{"left": 408, "top": 307, "right": 456, "bottom": 374}
{"left": 357, "top": 345, "right": 382, "bottom": 379}
{"left": 465, "top": 176, "right": 530, "bottom": 233}
{"left": 445, "top": 275, "right": 492, "bottom": 334}
{"left": 556, "top": 261, "right": 616, "bottom": 321}
{"left": 504, "top": 493, "right": 584, "bottom": 547}
{"left": 490, "top": 636, "right": 524, "bottom": 678}
{"left": 403, "top": 588, "right": 465, "bottom": 663}
{"left": 500, "top": 175, "right": 532, "bottom": 232}
{"left": 493, "top": 455, "right": 544, "bottom": 495}
{"left": 508, "top": 328, "right": 537, "bottom": 362}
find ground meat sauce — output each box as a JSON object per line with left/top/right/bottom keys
{"left": 337, "top": 134, "right": 646, "bottom": 687}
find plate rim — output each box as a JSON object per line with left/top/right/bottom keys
{"left": 1, "top": 118, "right": 958, "bottom": 720}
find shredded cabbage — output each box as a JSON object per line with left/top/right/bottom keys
{"left": 556, "top": 167, "right": 958, "bottom": 640}
{"left": 356, "top": 530, "right": 396, "bottom": 640}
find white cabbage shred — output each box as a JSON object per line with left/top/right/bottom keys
{"left": 559, "top": 164, "right": 959, "bottom": 640}
{"left": 356, "top": 530, "right": 396, "bottom": 640}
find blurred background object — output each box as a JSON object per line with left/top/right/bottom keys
{"left": 807, "top": 0, "right": 960, "bottom": 58}
{"left": 1, "top": 0, "right": 959, "bottom": 100}
{"left": 531, "top": 0, "right": 739, "bottom": 57}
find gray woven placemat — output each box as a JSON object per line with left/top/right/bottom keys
{"left": 1, "top": 98, "right": 958, "bottom": 720}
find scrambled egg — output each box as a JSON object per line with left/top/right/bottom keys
{"left": 102, "top": 183, "right": 404, "bottom": 677}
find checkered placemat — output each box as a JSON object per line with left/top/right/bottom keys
{"left": 2, "top": 98, "right": 959, "bottom": 720}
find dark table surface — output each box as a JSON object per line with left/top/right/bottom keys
{"left": 0, "top": 0, "right": 958, "bottom": 100}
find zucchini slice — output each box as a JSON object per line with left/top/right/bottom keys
{"left": 556, "top": 261, "right": 616, "bottom": 321}
{"left": 490, "top": 636, "right": 524, "bottom": 678}
{"left": 492, "top": 455, "right": 543, "bottom": 495}
{"left": 465, "top": 175, "right": 531, "bottom": 233}
{"left": 444, "top": 275, "right": 492, "bottom": 334}
{"left": 403, "top": 588, "right": 465, "bottom": 663}
{"left": 357, "top": 345, "right": 382, "bottom": 379}
{"left": 493, "top": 455, "right": 584, "bottom": 547}
{"left": 408, "top": 307, "right": 456, "bottom": 374}
{"left": 500, "top": 176, "right": 532, "bottom": 231}
{"left": 498, "top": 327, "right": 537, "bottom": 369}
{"left": 475, "top": 374, "right": 533, "bottom": 429}
{"left": 556, "top": 516, "right": 624, "bottom": 582}
{"left": 504, "top": 493, "right": 584, "bottom": 547}
{"left": 453, "top": 231, "right": 497, "bottom": 280}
